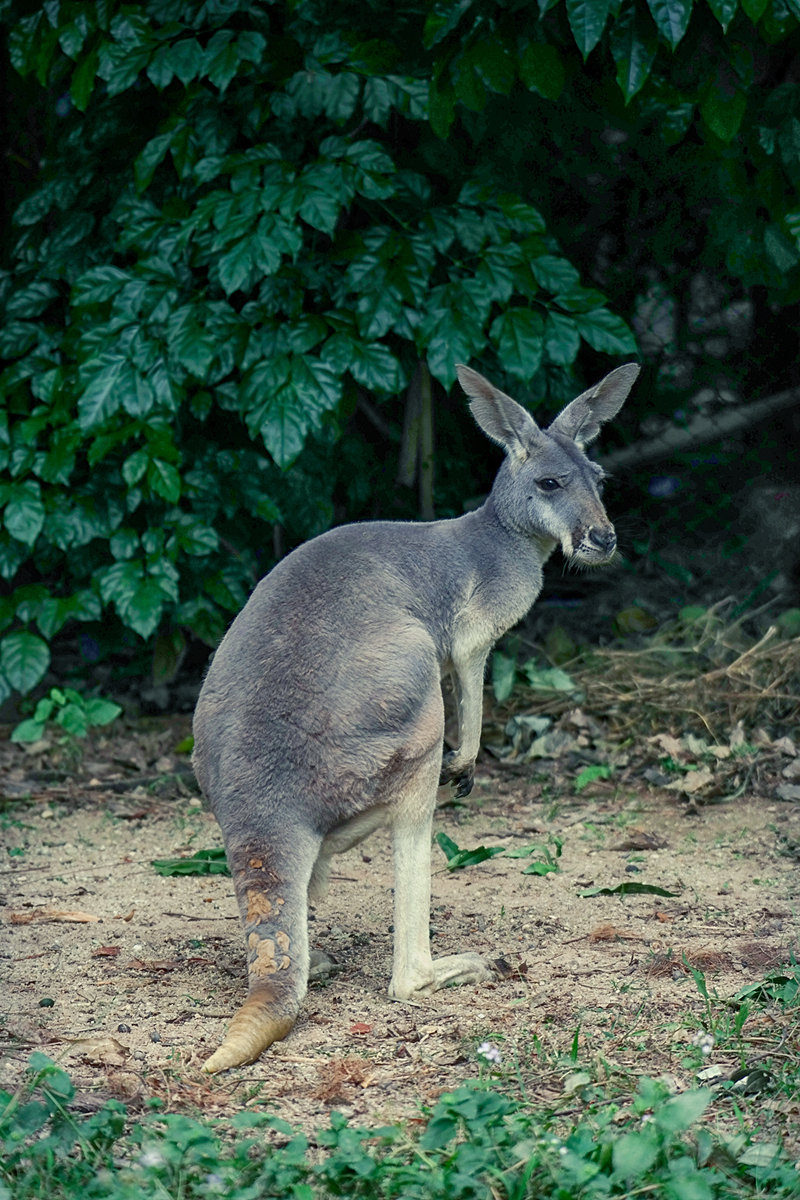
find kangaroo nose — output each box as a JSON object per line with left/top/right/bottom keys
{"left": 589, "top": 528, "right": 616, "bottom": 554}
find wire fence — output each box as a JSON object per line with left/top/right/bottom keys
{"left": 533, "top": 273, "right": 800, "bottom": 646}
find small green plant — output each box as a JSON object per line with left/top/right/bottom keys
{"left": 436, "top": 832, "right": 562, "bottom": 875}
{"left": 11, "top": 687, "right": 121, "bottom": 744}
{"left": 492, "top": 650, "right": 579, "bottom": 702}
{"left": 574, "top": 763, "right": 613, "bottom": 792}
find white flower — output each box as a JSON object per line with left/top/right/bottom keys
{"left": 476, "top": 1040, "right": 502, "bottom": 1065}
{"left": 691, "top": 1031, "right": 715, "bottom": 1056}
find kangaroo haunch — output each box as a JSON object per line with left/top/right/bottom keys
{"left": 192, "top": 361, "right": 640, "bottom": 1072}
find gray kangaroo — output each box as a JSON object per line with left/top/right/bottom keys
{"left": 193, "top": 361, "right": 639, "bottom": 1072}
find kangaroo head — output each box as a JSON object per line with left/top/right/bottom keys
{"left": 457, "top": 363, "right": 640, "bottom": 565}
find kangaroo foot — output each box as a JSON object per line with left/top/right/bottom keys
{"left": 424, "top": 952, "right": 493, "bottom": 994}
{"left": 439, "top": 751, "right": 475, "bottom": 797}
{"left": 391, "top": 952, "right": 493, "bottom": 1000}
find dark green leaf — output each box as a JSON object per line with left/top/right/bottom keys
{"left": 71, "top": 47, "right": 99, "bottom": 111}
{"left": 84, "top": 697, "right": 123, "bottom": 726}
{"left": 612, "top": 1130, "right": 660, "bottom": 1180}
{"left": 147, "top": 459, "right": 181, "bottom": 503}
{"left": 77, "top": 356, "right": 128, "bottom": 431}
{"left": 166, "top": 306, "right": 216, "bottom": 378}
{"left": 218, "top": 237, "right": 253, "bottom": 295}
{"left": 152, "top": 848, "right": 229, "bottom": 876}
{"left": 646, "top": 0, "right": 693, "bottom": 47}
{"left": 122, "top": 448, "right": 149, "bottom": 487}
{"left": 531, "top": 256, "right": 581, "bottom": 293}
{"left": 489, "top": 308, "right": 545, "bottom": 380}
{"left": 580, "top": 882, "right": 679, "bottom": 896}
{"left": 545, "top": 311, "right": 581, "bottom": 365}
{"left": 11, "top": 717, "right": 48, "bottom": 742}
{"left": 423, "top": 0, "right": 475, "bottom": 48}
{"left": 707, "top": 0, "right": 739, "bottom": 31}
{"left": 5, "top": 281, "right": 58, "bottom": 318}
{"left": 435, "top": 831, "right": 507, "bottom": 870}
{"left": 1, "top": 631, "right": 50, "bottom": 694}
{"left": 492, "top": 651, "right": 517, "bottom": 702}
{"left": 573, "top": 308, "right": 638, "bottom": 354}
{"left": 566, "top": 0, "right": 611, "bottom": 58}
{"left": 518, "top": 41, "right": 566, "bottom": 100}
{"left": 610, "top": 5, "right": 659, "bottom": 102}
{"left": 3, "top": 480, "right": 45, "bottom": 545}
{"left": 204, "top": 30, "right": 239, "bottom": 91}
{"left": 298, "top": 188, "right": 341, "bottom": 235}
{"left": 73, "top": 266, "right": 132, "bottom": 306}
{"left": 764, "top": 225, "right": 799, "bottom": 272}
{"left": 740, "top": 0, "right": 768, "bottom": 18}
{"left": 135, "top": 130, "right": 175, "bottom": 192}
{"left": 165, "top": 38, "right": 204, "bottom": 87}
{"left": 700, "top": 83, "right": 747, "bottom": 143}
{"left": 428, "top": 79, "right": 456, "bottom": 139}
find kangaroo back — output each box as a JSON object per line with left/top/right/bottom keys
{"left": 194, "top": 360, "right": 639, "bottom": 1072}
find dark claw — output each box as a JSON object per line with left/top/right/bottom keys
{"left": 439, "top": 751, "right": 475, "bottom": 797}
{"left": 454, "top": 767, "right": 474, "bottom": 798}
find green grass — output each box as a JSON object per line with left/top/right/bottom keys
{"left": 2, "top": 1052, "right": 798, "bottom": 1200}
{"left": 2, "top": 963, "right": 798, "bottom": 1200}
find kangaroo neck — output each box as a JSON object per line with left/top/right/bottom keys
{"left": 478, "top": 491, "right": 558, "bottom": 565}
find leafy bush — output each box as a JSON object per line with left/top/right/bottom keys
{"left": 1, "top": 0, "right": 798, "bottom": 702}
{"left": 10, "top": 685, "right": 121, "bottom": 743}
{"left": 2, "top": 1054, "right": 799, "bottom": 1199}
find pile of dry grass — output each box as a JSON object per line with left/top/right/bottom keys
{"left": 510, "top": 601, "right": 800, "bottom": 737}
{"left": 574, "top": 614, "right": 800, "bottom": 735}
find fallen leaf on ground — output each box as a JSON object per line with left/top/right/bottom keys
{"left": 9, "top": 908, "right": 100, "bottom": 924}
{"left": 666, "top": 767, "right": 715, "bottom": 794}
{"left": 610, "top": 830, "right": 668, "bottom": 851}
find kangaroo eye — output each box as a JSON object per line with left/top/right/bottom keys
{"left": 537, "top": 478, "right": 561, "bottom": 492}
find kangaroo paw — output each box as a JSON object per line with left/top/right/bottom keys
{"left": 439, "top": 752, "right": 475, "bottom": 797}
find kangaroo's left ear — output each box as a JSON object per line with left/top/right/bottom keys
{"left": 549, "top": 363, "right": 640, "bottom": 448}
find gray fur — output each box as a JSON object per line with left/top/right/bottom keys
{"left": 193, "top": 361, "right": 639, "bottom": 1071}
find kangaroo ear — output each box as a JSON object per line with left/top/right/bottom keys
{"left": 456, "top": 364, "right": 542, "bottom": 462}
{"left": 549, "top": 363, "right": 640, "bottom": 448}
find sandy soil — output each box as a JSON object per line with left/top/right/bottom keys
{"left": 1, "top": 712, "right": 798, "bottom": 1135}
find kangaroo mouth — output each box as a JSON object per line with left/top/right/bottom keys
{"left": 567, "top": 535, "right": 618, "bottom": 567}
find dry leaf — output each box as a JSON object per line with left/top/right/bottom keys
{"left": 648, "top": 734, "right": 684, "bottom": 757}
{"left": 73, "top": 1035, "right": 130, "bottom": 1067}
{"left": 9, "top": 908, "right": 100, "bottom": 925}
{"left": 91, "top": 946, "right": 120, "bottom": 958}
{"left": 666, "top": 767, "right": 714, "bottom": 794}
{"left": 589, "top": 923, "right": 636, "bottom": 942}
{"left": 610, "top": 829, "right": 668, "bottom": 851}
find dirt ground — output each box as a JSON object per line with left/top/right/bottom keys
{"left": 1, "top": 709, "right": 798, "bottom": 1136}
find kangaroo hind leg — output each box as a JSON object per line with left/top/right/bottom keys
{"left": 202, "top": 827, "right": 321, "bottom": 1073}
{"left": 389, "top": 751, "right": 493, "bottom": 1001}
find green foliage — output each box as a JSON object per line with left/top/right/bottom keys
{"left": 11, "top": 685, "right": 122, "bottom": 743}
{"left": 3, "top": 1055, "right": 799, "bottom": 1199}
{"left": 436, "top": 830, "right": 563, "bottom": 874}
{"left": 2, "top": 0, "right": 799, "bottom": 698}
{"left": 492, "top": 650, "right": 578, "bottom": 701}
{"left": 151, "top": 847, "right": 230, "bottom": 876}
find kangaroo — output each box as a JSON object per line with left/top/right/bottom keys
{"left": 192, "top": 361, "right": 639, "bottom": 1072}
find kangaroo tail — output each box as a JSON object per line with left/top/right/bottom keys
{"left": 202, "top": 831, "right": 319, "bottom": 1073}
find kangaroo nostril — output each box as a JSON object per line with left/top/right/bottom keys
{"left": 589, "top": 528, "right": 616, "bottom": 553}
